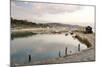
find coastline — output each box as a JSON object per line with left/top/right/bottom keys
{"left": 11, "top": 29, "right": 95, "bottom": 66}
{"left": 31, "top": 32, "right": 95, "bottom": 65}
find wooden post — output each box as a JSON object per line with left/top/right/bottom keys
{"left": 59, "top": 51, "right": 61, "bottom": 57}
{"left": 65, "top": 47, "right": 68, "bottom": 56}
{"left": 28, "top": 54, "right": 31, "bottom": 63}
{"left": 78, "top": 44, "right": 80, "bottom": 51}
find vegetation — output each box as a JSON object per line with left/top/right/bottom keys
{"left": 11, "top": 17, "right": 49, "bottom": 28}
{"left": 11, "top": 32, "right": 37, "bottom": 40}
{"left": 75, "top": 35, "right": 92, "bottom": 48}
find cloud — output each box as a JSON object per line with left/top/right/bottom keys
{"left": 11, "top": 1, "right": 94, "bottom": 27}
{"left": 32, "top": 2, "right": 81, "bottom": 14}
{"left": 11, "top": 1, "right": 81, "bottom": 16}
{"left": 11, "top": 1, "right": 36, "bottom": 21}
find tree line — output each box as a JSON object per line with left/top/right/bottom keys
{"left": 11, "top": 17, "right": 49, "bottom": 28}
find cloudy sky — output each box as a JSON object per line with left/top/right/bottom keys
{"left": 11, "top": 1, "right": 95, "bottom": 27}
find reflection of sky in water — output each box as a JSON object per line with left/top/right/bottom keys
{"left": 11, "top": 33, "right": 87, "bottom": 65}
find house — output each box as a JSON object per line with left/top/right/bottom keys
{"left": 85, "top": 26, "right": 93, "bottom": 33}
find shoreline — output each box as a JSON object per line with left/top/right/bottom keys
{"left": 32, "top": 32, "right": 95, "bottom": 65}
{"left": 11, "top": 29, "right": 95, "bottom": 66}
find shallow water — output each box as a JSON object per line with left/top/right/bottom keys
{"left": 11, "top": 33, "right": 87, "bottom": 65}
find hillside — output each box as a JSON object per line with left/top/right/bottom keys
{"left": 11, "top": 18, "right": 84, "bottom": 31}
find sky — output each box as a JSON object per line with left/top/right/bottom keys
{"left": 11, "top": 1, "right": 95, "bottom": 27}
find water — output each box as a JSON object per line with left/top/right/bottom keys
{"left": 11, "top": 33, "right": 87, "bottom": 65}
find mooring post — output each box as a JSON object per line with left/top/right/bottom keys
{"left": 65, "top": 47, "right": 68, "bottom": 56}
{"left": 59, "top": 51, "right": 61, "bottom": 57}
{"left": 78, "top": 44, "right": 80, "bottom": 51}
{"left": 28, "top": 54, "right": 31, "bottom": 63}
